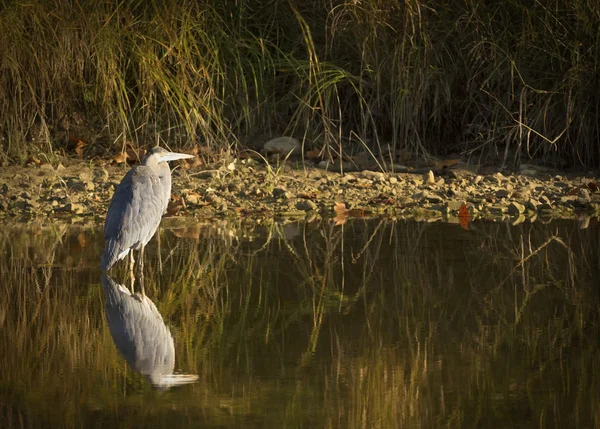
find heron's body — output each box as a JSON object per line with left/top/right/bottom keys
{"left": 100, "top": 147, "right": 193, "bottom": 272}
{"left": 101, "top": 274, "right": 198, "bottom": 388}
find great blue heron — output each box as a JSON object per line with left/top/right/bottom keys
{"left": 100, "top": 146, "right": 194, "bottom": 274}
{"left": 101, "top": 273, "right": 199, "bottom": 389}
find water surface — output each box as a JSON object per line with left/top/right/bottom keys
{"left": 1, "top": 218, "right": 599, "bottom": 428}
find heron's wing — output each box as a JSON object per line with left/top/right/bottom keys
{"left": 102, "top": 167, "right": 164, "bottom": 269}
{"left": 101, "top": 274, "right": 175, "bottom": 378}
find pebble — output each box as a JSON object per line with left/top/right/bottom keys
{"left": 508, "top": 201, "right": 525, "bottom": 215}
{"left": 426, "top": 170, "right": 435, "bottom": 185}
{"left": 296, "top": 200, "right": 317, "bottom": 211}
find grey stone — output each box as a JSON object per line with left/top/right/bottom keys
{"left": 296, "top": 200, "right": 317, "bottom": 211}
{"left": 447, "top": 200, "right": 466, "bottom": 211}
{"left": 262, "top": 136, "right": 301, "bottom": 156}
{"left": 578, "top": 188, "right": 591, "bottom": 203}
{"left": 508, "top": 202, "right": 526, "bottom": 215}
{"left": 426, "top": 170, "right": 435, "bottom": 184}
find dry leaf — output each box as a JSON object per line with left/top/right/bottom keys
{"left": 112, "top": 153, "right": 129, "bottom": 164}
{"left": 166, "top": 195, "right": 185, "bottom": 216}
{"left": 334, "top": 201, "right": 348, "bottom": 214}
{"left": 334, "top": 213, "right": 348, "bottom": 225}
{"left": 298, "top": 192, "right": 317, "bottom": 199}
{"left": 26, "top": 156, "right": 41, "bottom": 165}
{"left": 458, "top": 203, "right": 471, "bottom": 230}
{"left": 126, "top": 146, "right": 146, "bottom": 163}
{"left": 305, "top": 148, "right": 322, "bottom": 160}
{"left": 77, "top": 232, "right": 87, "bottom": 248}
{"left": 435, "top": 158, "right": 461, "bottom": 169}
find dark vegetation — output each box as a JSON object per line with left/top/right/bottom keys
{"left": 1, "top": 0, "right": 599, "bottom": 167}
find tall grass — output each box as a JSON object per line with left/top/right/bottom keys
{"left": 1, "top": 0, "right": 599, "bottom": 167}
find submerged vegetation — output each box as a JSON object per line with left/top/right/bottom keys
{"left": 1, "top": 0, "right": 599, "bottom": 167}
{"left": 1, "top": 219, "right": 600, "bottom": 427}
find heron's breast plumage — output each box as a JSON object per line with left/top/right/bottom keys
{"left": 100, "top": 164, "right": 172, "bottom": 270}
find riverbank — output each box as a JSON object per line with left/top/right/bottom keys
{"left": 0, "top": 154, "right": 598, "bottom": 227}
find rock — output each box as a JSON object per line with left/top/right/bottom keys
{"left": 272, "top": 188, "right": 288, "bottom": 199}
{"left": 508, "top": 202, "right": 525, "bottom": 215}
{"left": 392, "top": 165, "right": 409, "bottom": 173}
{"left": 447, "top": 200, "right": 466, "bottom": 211}
{"left": 412, "top": 191, "right": 443, "bottom": 203}
{"left": 186, "top": 194, "right": 200, "bottom": 205}
{"left": 559, "top": 195, "right": 576, "bottom": 204}
{"left": 317, "top": 159, "right": 355, "bottom": 172}
{"left": 341, "top": 174, "right": 357, "bottom": 183}
{"left": 520, "top": 169, "right": 538, "bottom": 176}
{"left": 495, "top": 189, "right": 511, "bottom": 198}
{"left": 578, "top": 188, "right": 591, "bottom": 204}
{"left": 296, "top": 200, "right": 317, "bottom": 211}
{"left": 262, "top": 136, "right": 301, "bottom": 156}
{"left": 67, "top": 179, "right": 86, "bottom": 192}
{"left": 489, "top": 205, "right": 507, "bottom": 215}
{"left": 426, "top": 170, "right": 435, "bottom": 185}
{"left": 362, "top": 170, "right": 385, "bottom": 180}
{"left": 493, "top": 172, "right": 510, "bottom": 183}
{"left": 389, "top": 176, "right": 398, "bottom": 184}
{"left": 58, "top": 202, "right": 85, "bottom": 214}
{"left": 526, "top": 199, "right": 539, "bottom": 211}
{"left": 473, "top": 175, "right": 483, "bottom": 185}
{"left": 578, "top": 215, "right": 590, "bottom": 229}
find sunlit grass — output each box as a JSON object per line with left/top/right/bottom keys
{"left": 0, "top": 1, "right": 599, "bottom": 166}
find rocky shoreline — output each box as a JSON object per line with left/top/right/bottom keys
{"left": 0, "top": 156, "right": 598, "bottom": 226}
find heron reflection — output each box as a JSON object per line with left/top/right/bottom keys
{"left": 101, "top": 273, "right": 198, "bottom": 389}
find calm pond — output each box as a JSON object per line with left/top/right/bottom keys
{"left": 1, "top": 218, "right": 600, "bottom": 428}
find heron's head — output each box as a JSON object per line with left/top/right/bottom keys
{"left": 142, "top": 147, "right": 195, "bottom": 167}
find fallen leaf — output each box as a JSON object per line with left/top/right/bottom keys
{"left": 112, "top": 153, "right": 129, "bottom": 164}
{"left": 74, "top": 139, "right": 86, "bottom": 158}
{"left": 166, "top": 195, "right": 185, "bottom": 216}
{"left": 305, "top": 148, "right": 323, "bottom": 160}
{"left": 77, "top": 232, "right": 87, "bottom": 248}
{"left": 586, "top": 182, "right": 598, "bottom": 192}
{"left": 298, "top": 192, "right": 317, "bottom": 199}
{"left": 435, "top": 158, "right": 461, "bottom": 169}
{"left": 334, "top": 201, "right": 349, "bottom": 214}
{"left": 126, "top": 145, "right": 146, "bottom": 163}
{"left": 458, "top": 203, "right": 471, "bottom": 230}
{"left": 334, "top": 213, "right": 348, "bottom": 225}
{"left": 348, "top": 208, "right": 368, "bottom": 218}
{"left": 26, "top": 156, "right": 41, "bottom": 165}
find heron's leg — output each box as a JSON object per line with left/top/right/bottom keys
{"left": 157, "top": 230, "right": 163, "bottom": 274}
{"left": 139, "top": 268, "right": 146, "bottom": 298}
{"left": 138, "top": 245, "right": 146, "bottom": 297}
{"left": 129, "top": 251, "right": 136, "bottom": 293}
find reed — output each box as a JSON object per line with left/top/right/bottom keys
{"left": 1, "top": 1, "right": 599, "bottom": 167}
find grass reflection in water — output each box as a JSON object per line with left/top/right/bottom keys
{"left": 0, "top": 218, "right": 599, "bottom": 428}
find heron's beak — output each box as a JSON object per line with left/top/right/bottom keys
{"left": 159, "top": 152, "right": 195, "bottom": 162}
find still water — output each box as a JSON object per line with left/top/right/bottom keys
{"left": 1, "top": 218, "right": 600, "bottom": 428}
